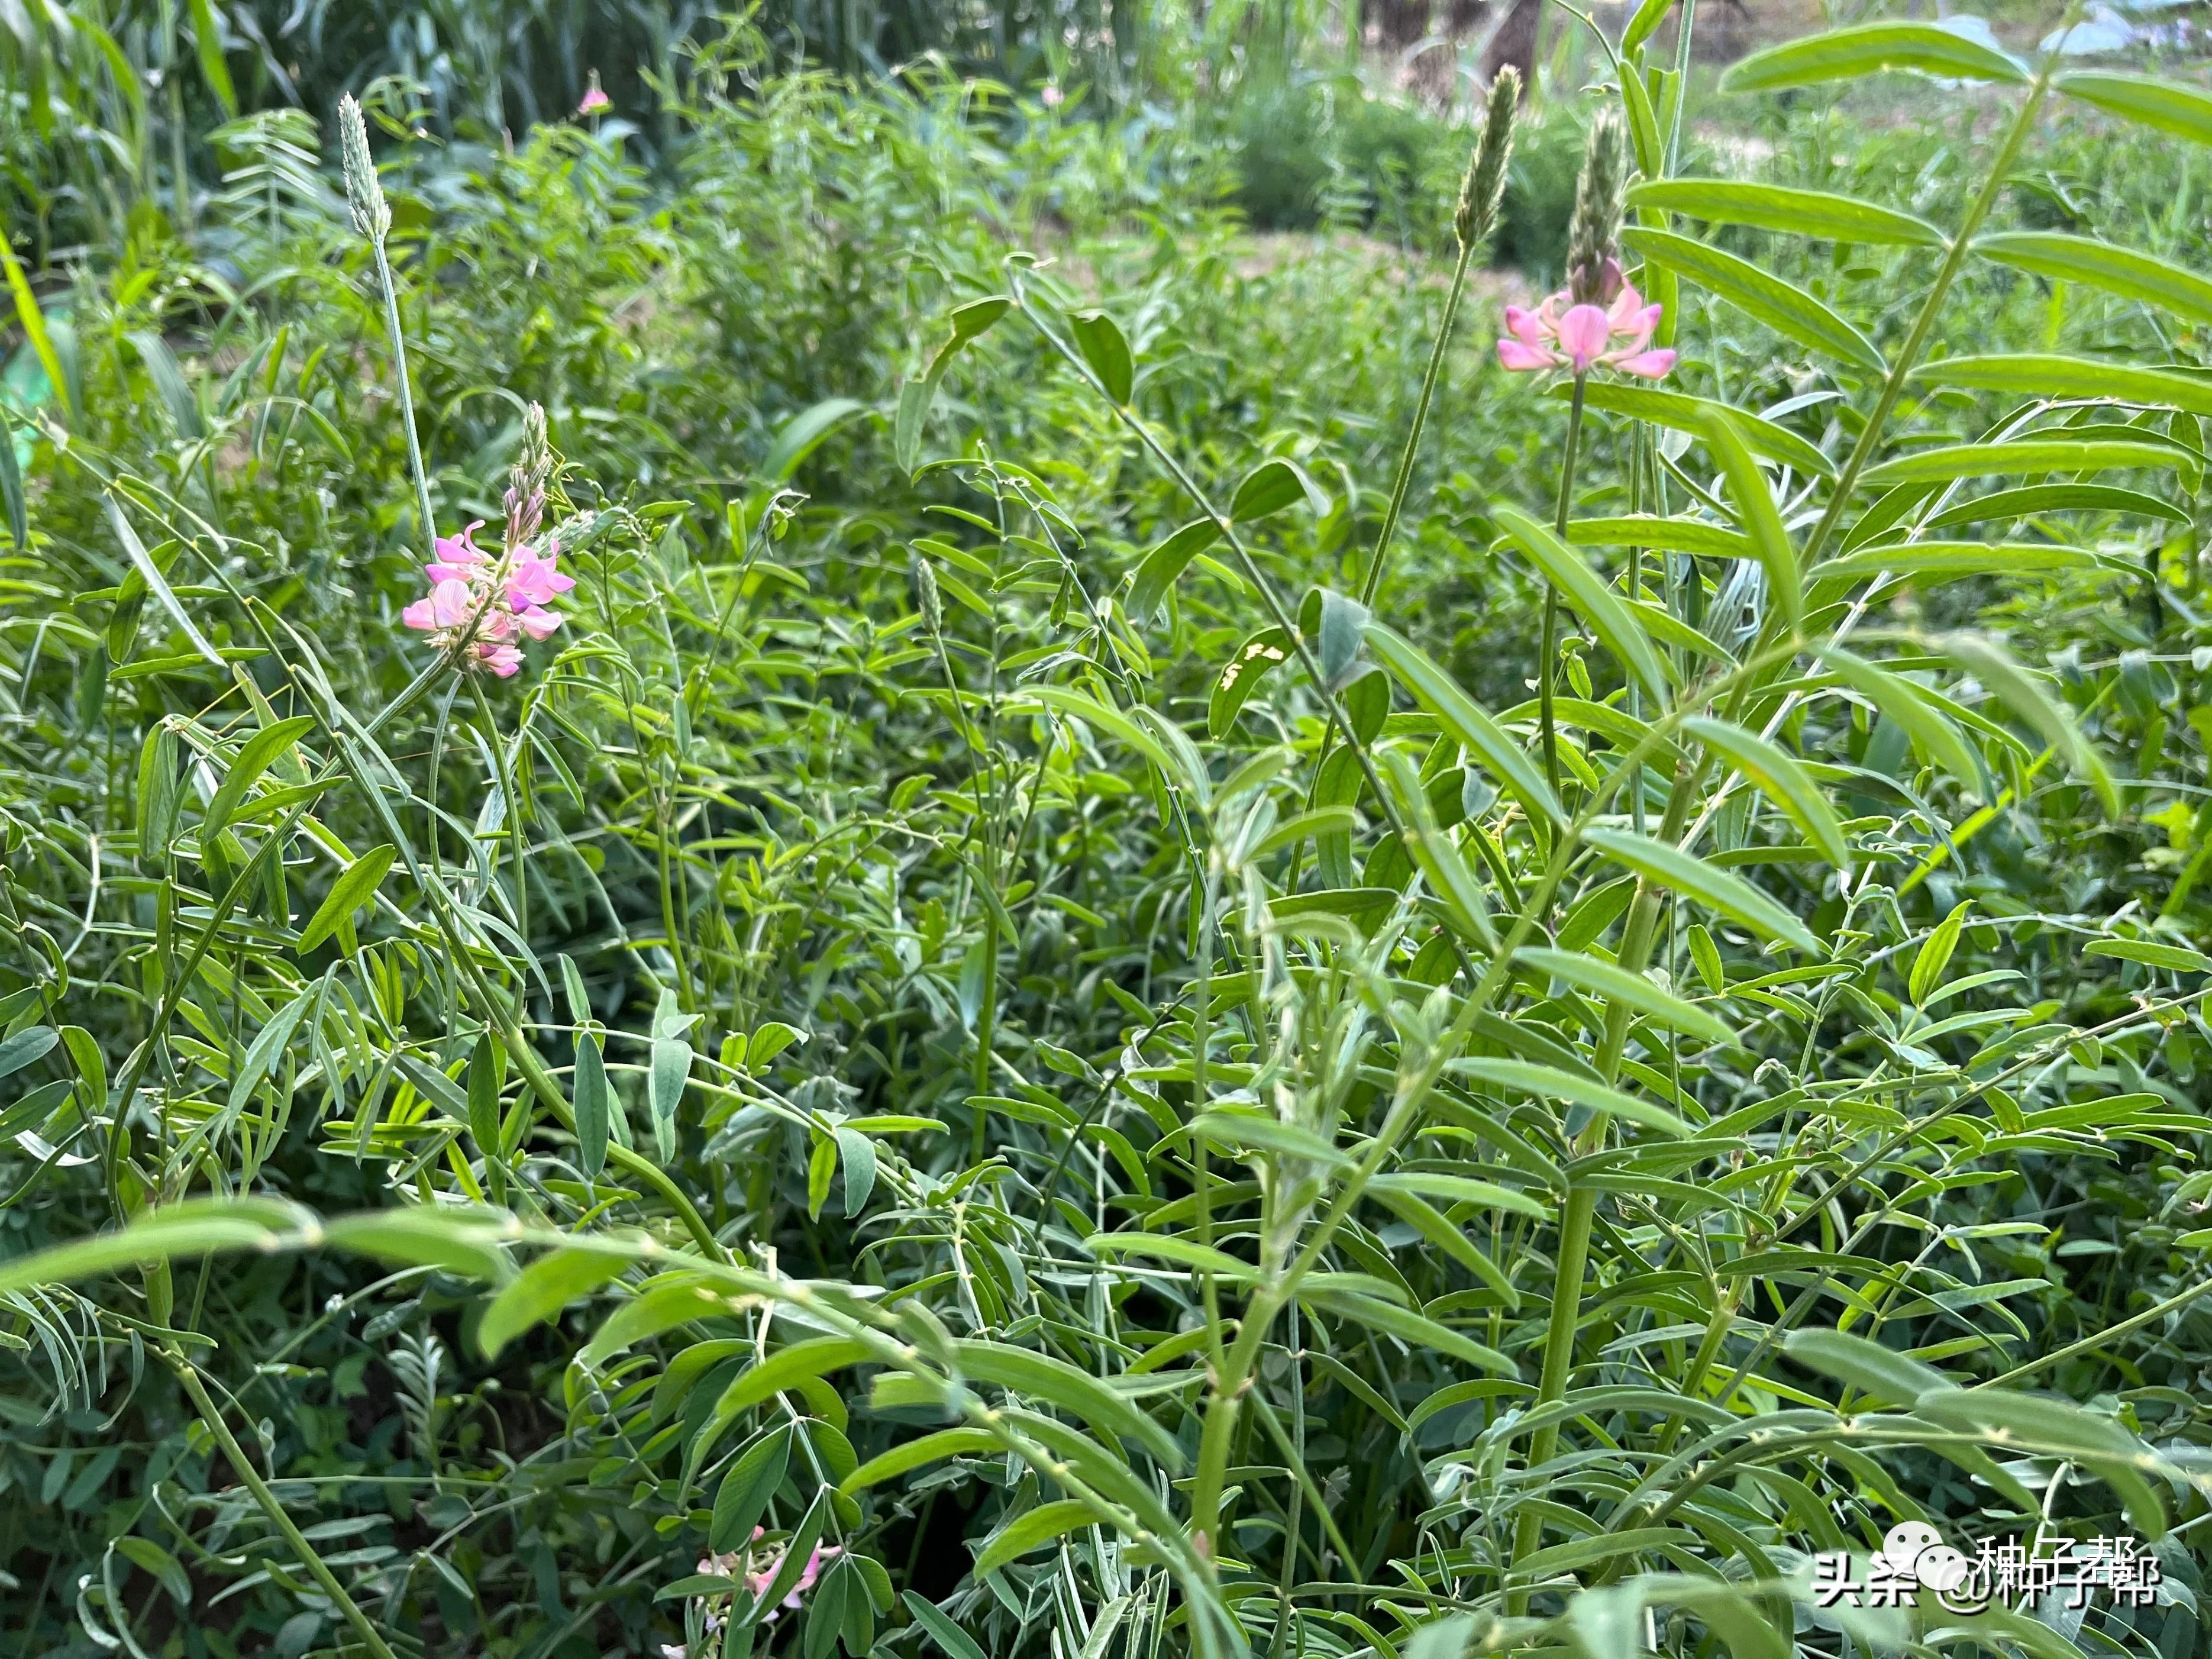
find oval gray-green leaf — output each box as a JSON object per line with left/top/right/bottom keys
{"left": 1231, "top": 456, "right": 1326, "bottom": 522}
{"left": 1975, "top": 231, "right": 2212, "bottom": 327}
{"left": 1859, "top": 439, "right": 2179, "bottom": 487}
{"left": 1564, "top": 381, "right": 1838, "bottom": 477}
{"left": 1910, "top": 353, "right": 2212, "bottom": 415}
{"left": 1630, "top": 179, "right": 1945, "bottom": 247}
{"left": 1583, "top": 826, "right": 1822, "bottom": 953}
{"left": 2056, "top": 70, "right": 2212, "bottom": 144}
{"left": 1719, "top": 21, "right": 2026, "bottom": 92}
{"left": 1128, "top": 518, "right": 1221, "bottom": 620}
{"left": 1627, "top": 228, "right": 1885, "bottom": 374}
{"left": 1071, "top": 309, "right": 1134, "bottom": 405}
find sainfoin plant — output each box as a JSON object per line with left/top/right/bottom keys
{"left": 6, "top": 7, "right": 2212, "bottom": 1659}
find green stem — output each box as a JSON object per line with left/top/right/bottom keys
{"left": 1358, "top": 237, "right": 1480, "bottom": 614}
{"left": 163, "top": 1350, "right": 401, "bottom": 1659}
{"left": 968, "top": 908, "right": 999, "bottom": 1160}
{"left": 369, "top": 234, "right": 438, "bottom": 560}
{"left": 1538, "top": 373, "right": 1588, "bottom": 799}
{"left": 1296, "top": 233, "right": 1482, "bottom": 833}
{"left": 1511, "top": 752, "right": 1694, "bottom": 1602}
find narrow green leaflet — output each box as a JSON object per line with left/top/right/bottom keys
{"left": 1820, "top": 647, "right": 1982, "bottom": 789}
{"left": 1071, "top": 309, "right": 1135, "bottom": 405}
{"left": 0, "top": 1197, "right": 314, "bottom": 1300}
{"left": 1927, "top": 631, "right": 2118, "bottom": 814}
{"left": 1368, "top": 1171, "right": 1550, "bottom": 1221}
{"left": 1026, "top": 685, "right": 1195, "bottom": 796}
{"left": 1629, "top": 179, "right": 1945, "bottom": 247}
{"left": 1975, "top": 231, "right": 2212, "bottom": 327}
{"left": 1512, "top": 945, "right": 1736, "bottom": 1044}
{"left": 1452, "top": 1057, "right": 1694, "bottom": 1140}
{"left": 1380, "top": 749, "right": 1497, "bottom": 951}
{"left": 107, "top": 502, "right": 222, "bottom": 670}
{"left": 903, "top": 1594, "right": 989, "bottom": 1659}
{"left": 705, "top": 1338, "right": 872, "bottom": 1429}
{"left": 1, "top": 240, "right": 72, "bottom": 425}
{"left": 184, "top": 0, "right": 238, "bottom": 115}
{"left": 225, "top": 988, "right": 318, "bottom": 1130}
{"left": 2056, "top": 70, "right": 2212, "bottom": 144}
{"left": 1625, "top": 227, "right": 1885, "bottom": 374}
{"left": 1583, "top": 827, "right": 1822, "bottom": 953}
{"left": 1859, "top": 439, "right": 2179, "bottom": 487}
{"left": 1493, "top": 503, "right": 1668, "bottom": 698}
{"left": 1562, "top": 383, "right": 1836, "bottom": 478}
{"left": 975, "top": 1500, "right": 1097, "bottom": 1574}
{"left": 899, "top": 298, "right": 1010, "bottom": 470}
{"left": 648, "top": 988, "right": 695, "bottom": 1164}
{"left": 1924, "top": 483, "right": 2189, "bottom": 528}
{"left": 1297, "top": 1283, "right": 1517, "bottom": 1374}
{"left": 2086, "top": 938, "right": 2212, "bottom": 973}
{"left": 1209, "top": 627, "right": 1292, "bottom": 738}
{"left": 296, "top": 843, "right": 396, "bottom": 953}
{"left": 1813, "top": 541, "right": 2100, "bottom": 583}
{"left": 842, "top": 1428, "right": 1000, "bottom": 1494}
{"left": 467, "top": 1033, "right": 503, "bottom": 1156}
{"left": 1622, "top": 0, "right": 1678, "bottom": 53}
{"left": 573, "top": 1032, "right": 611, "bottom": 1176}
{"left": 1678, "top": 716, "right": 1849, "bottom": 866}
{"left": 0, "top": 415, "right": 24, "bottom": 550}
{"left": 200, "top": 715, "right": 317, "bottom": 847}
{"left": 477, "top": 1248, "right": 627, "bottom": 1358}
{"left": 1719, "top": 22, "right": 2026, "bottom": 92}
{"left": 1909, "top": 354, "right": 2212, "bottom": 416}
{"left": 1910, "top": 901, "right": 1971, "bottom": 1004}
{"left": 0, "top": 1025, "right": 59, "bottom": 1082}
{"left": 954, "top": 1338, "right": 1184, "bottom": 1468}
{"left": 1085, "top": 1233, "right": 1257, "bottom": 1280}
{"left": 711, "top": 1426, "right": 793, "bottom": 1552}
{"left": 1784, "top": 1327, "right": 1956, "bottom": 1406}
{"left": 1567, "top": 516, "right": 1751, "bottom": 559}
{"left": 1128, "top": 518, "right": 1220, "bottom": 619}
{"left": 1363, "top": 619, "right": 1564, "bottom": 827}
{"left": 1698, "top": 409, "right": 1802, "bottom": 628}
{"left": 1231, "top": 456, "right": 1328, "bottom": 522}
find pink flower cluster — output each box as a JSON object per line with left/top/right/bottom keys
{"left": 401, "top": 521, "right": 573, "bottom": 677}
{"left": 658, "top": 1529, "right": 841, "bottom": 1656}
{"left": 1497, "top": 261, "right": 1675, "bottom": 380}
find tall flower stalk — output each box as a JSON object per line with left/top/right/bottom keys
{"left": 340, "top": 93, "right": 438, "bottom": 567}
{"left": 1496, "top": 107, "right": 1670, "bottom": 795}
{"left": 1355, "top": 66, "right": 1519, "bottom": 613}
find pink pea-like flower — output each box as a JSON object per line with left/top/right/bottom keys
{"left": 424, "top": 520, "right": 489, "bottom": 583}
{"left": 506, "top": 547, "right": 575, "bottom": 611}
{"left": 1497, "top": 277, "right": 1675, "bottom": 380}
{"left": 579, "top": 82, "right": 611, "bottom": 115}
{"left": 403, "top": 524, "right": 570, "bottom": 679}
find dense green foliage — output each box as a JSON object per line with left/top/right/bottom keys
{"left": 7, "top": 8, "right": 2212, "bottom": 1659}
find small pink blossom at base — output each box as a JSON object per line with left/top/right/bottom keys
{"left": 579, "top": 84, "right": 611, "bottom": 115}
{"left": 1041, "top": 84, "right": 1064, "bottom": 106}
{"left": 1496, "top": 278, "right": 1676, "bottom": 380}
